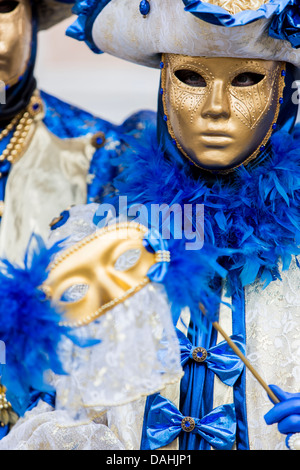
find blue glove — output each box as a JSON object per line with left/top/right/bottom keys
{"left": 264, "top": 384, "right": 300, "bottom": 448}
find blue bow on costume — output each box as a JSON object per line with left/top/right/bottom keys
{"left": 142, "top": 394, "right": 236, "bottom": 450}
{"left": 177, "top": 330, "right": 245, "bottom": 387}
{"left": 143, "top": 228, "right": 170, "bottom": 283}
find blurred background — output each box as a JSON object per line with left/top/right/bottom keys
{"left": 35, "top": 17, "right": 161, "bottom": 125}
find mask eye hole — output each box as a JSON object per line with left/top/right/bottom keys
{"left": 232, "top": 72, "right": 265, "bottom": 87}
{"left": 175, "top": 70, "right": 206, "bottom": 88}
{"left": 114, "top": 249, "right": 141, "bottom": 271}
{"left": 60, "top": 284, "right": 89, "bottom": 303}
{"left": 0, "top": 1, "right": 19, "bottom": 13}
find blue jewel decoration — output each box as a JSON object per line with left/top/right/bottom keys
{"left": 260, "top": 145, "right": 266, "bottom": 151}
{"left": 279, "top": 97, "right": 284, "bottom": 103}
{"left": 139, "top": 0, "right": 150, "bottom": 17}
{"left": 163, "top": 115, "right": 168, "bottom": 122}
{"left": 160, "top": 87, "right": 164, "bottom": 95}
{"left": 272, "top": 123, "right": 278, "bottom": 129}
{"left": 159, "top": 61, "right": 164, "bottom": 69}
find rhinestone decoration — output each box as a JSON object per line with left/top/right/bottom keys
{"left": 181, "top": 416, "right": 196, "bottom": 433}
{"left": 192, "top": 346, "right": 208, "bottom": 363}
{"left": 139, "top": 0, "right": 150, "bottom": 17}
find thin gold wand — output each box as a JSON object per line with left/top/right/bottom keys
{"left": 199, "top": 303, "right": 280, "bottom": 404}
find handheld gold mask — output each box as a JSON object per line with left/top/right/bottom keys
{"left": 0, "top": 0, "right": 32, "bottom": 87}
{"left": 43, "top": 222, "right": 170, "bottom": 327}
{"left": 162, "top": 54, "right": 286, "bottom": 172}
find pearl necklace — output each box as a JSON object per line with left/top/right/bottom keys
{"left": 0, "top": 93, "right": 43, "bottom": 165}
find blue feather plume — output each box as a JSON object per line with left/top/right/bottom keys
{"left": 0, "top": 235, "right": 70, "bottom": 416}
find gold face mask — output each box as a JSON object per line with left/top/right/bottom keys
{"left": 0, "top": 0, "right": 32, "bottom": 87}
{"left": 43, "top": 222, "right": 170, "bottom": 327}
{"left": 162, "top": 54, "right": 286, "bottom": 172}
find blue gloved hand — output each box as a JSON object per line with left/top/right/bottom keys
{"left": 264, "top": 384, "right": 300, "bottom": 449}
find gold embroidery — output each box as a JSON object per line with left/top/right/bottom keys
{"left": 207, "top": 0, "right": 269, "bottom": 14}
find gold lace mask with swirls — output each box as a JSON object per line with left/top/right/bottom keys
{"left": 0, "top": 0, "right": 32, "bottom": 87}
{"left": 162, "top": 54, "right": 286, "bottom": 172}
{"left": 43, "top": 222, "right": 170, "bottom": 327}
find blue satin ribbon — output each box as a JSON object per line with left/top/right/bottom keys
{"left": 143, "top": 393, "right": 236, "bottom": 450}
{"left": 26, "top": 389, "right": 56, "bottom": 412}
{"left": 182, "top": 0, "right": 291, "bottom": 27}
{"left": 269, "top": 1, "right": 300, "bottom": 48}
{"left": 177, "top": 329, "right": 245, "bottom": 386}
{"left": 143, "top": 228, "right": 170, "bottom": 282}
{"left": 0, "top": 131, "right": 14, "bottom": 222}
{"left": 231, "top": 286, "right": 249, "bottom": 449}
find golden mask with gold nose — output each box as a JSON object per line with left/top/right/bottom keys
{"left": 43, "top": 222, "right": 170, "bottom": 327}
{"left": 162, "top": 54, "right": 286, "bottom": 172}
{"left": 0, "top": 0, "right": 32, "bottom": 87}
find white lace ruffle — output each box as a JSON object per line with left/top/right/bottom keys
{"left": 47, "top": 203, "right": 98, "bottom": 250}
{"left": 245, "top": 258, "right": 300, "bottom": 450}
{"left": 0, "top": 401, "right": 125, "bottom": 450}
{"left": 55, "top": 282, "right": 182, "bottom": 418}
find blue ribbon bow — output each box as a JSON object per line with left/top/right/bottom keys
{"left": 143, "top": 228, "right": 170, "bottom": 282}
{"left": 177, "top": 329, "right": 245, "bottom": 386}
{"left": 143, "top": 394, "right": 236, "bottom": 450}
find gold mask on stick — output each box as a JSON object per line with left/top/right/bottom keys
{"left": 43, "top": 222, "right": 170, "bottom": 327}
{"left": 162, "top": 54, "right": 286, "bottom": 172}
{"left": 0, "top": 0, "right": 32, "bottom": 87}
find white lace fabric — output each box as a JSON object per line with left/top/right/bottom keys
{"left": 0, "top": 401, "right": 125, "bottom": 450}
{"left": 55, "top": 282, "right": 183, "bottom": 417}
{"left": 245, "top": 259, "right": 300, "bottom": 450}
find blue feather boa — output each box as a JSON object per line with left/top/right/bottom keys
{"left": 96, "top": 118, "right": 300, "bottom": 324}
{"left": 0, "top": 235, "right": 69, "bottom": 416}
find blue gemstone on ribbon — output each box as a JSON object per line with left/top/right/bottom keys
{"left": 177, "top": 329, "right": 245, "bottom": 387}
{"left": 139, "top": 0, "right": 150, "bottom": 16}
{"left": 142, "top": 393, "right": 236, "bottom": 450}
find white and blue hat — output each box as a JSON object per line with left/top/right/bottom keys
{"left": 66, "top": 0, "right": 300, "bottom": 67}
